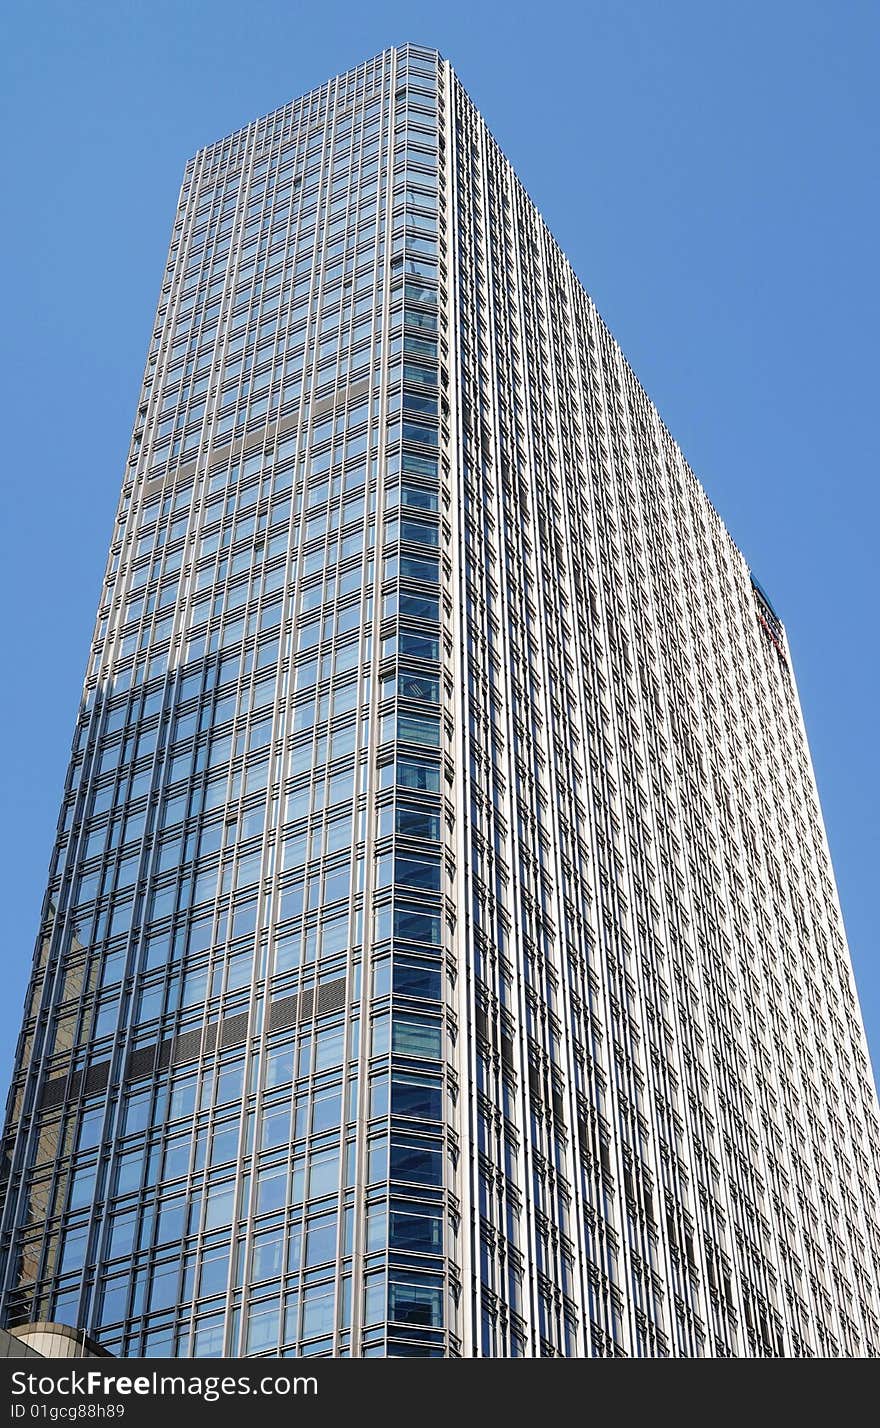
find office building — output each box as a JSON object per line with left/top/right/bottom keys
{"left": 2, "top": 44, "right": 879, "bottom": 1357}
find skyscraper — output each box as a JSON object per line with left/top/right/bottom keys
{"left": 2, "top": 41, "right": 879, "bottom": 1360}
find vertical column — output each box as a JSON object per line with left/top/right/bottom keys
{"left": 360, "top": 45, "right": 458, "bottom": 1359}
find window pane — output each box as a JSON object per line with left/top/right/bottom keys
{"left": 301, "top": 1283, "right": 335, "bottom": 1338}
{"left": 396, "top": 757, "right": 440, "bottom": 792}
{"left": 246, "top": 1303, "right": 279, "bottom": 1353}
{"left": 394, "top": 906, "right": 442, "bottom": 946}
{"left": 390, "top": 1138, "right": 442, "bottom": 1186}
{"left": 308, "top": 1147, "right": 340, "bottom": 1198}
{"left": 392, "top": 1016, "right": 442, "bottom": 1059}
{"left": 389, "top": 1208, "right": 442, "bottom": 1254}
{"left": 395, "top": 854, "right": 441, "bottom": 890}
{"left": 388, "top": 1280, "right": 443, "bottom": 1327}
{"left": 305, "top": 1213, "right": 338, "bottom": 1266}
{"left": 397, "top": 714, "right": 439, "bottom": 747}
{"left": 314, "top": 1024, "right": 345, "bottom": 1071}
{"left": 391, "top": 1071, "right": 442, "bottom": 1120}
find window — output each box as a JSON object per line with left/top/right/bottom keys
{"left": 388, "top": 1276, "right": 443, "bottom": 1328}
{"left": 311, "top": 1084, "right": 342, "bottom": 1133}
{"left": 256, "top": 1164, "right": 287, "bottom": 1215}
{"left": 59, "top": 1223, "right": 89, "bottom": 1274}
{"left": 192, "top": 1313, "right": 226, "bottom": 1357}
{"left": 308, "top": 1146, "right": 340, "bottom": 1199}
{"left": 389, "top": 1204, "right": 442, "bottom": 1254}
{"left": 305, "top": 1212, "right": 338, "bottom": 1266}
{"left": 314, "top": 1022, "right": 345, "bottom": 1071}
{"left": 391, "top": 1073, "right": 442, "bottom": 1125}
{"left": 392, "top": 1016, "right": 442, "bottom": 1060}
{"left": 246, "top": 1302, "right": 279, "bottom": 1353}
{"left": 394, "top": 755, "right": 440, "bottom": 793}
{"left": 261, "top": 1103, "right": 291, "bottom": 1150}
{"left": 301, "top": 1283, "right": 335, "bottom": 1338}
{"left": 251, "top": 1229, "right": 284, "bottom": 1281}
{"left": 396, "top": 713, "right": 440, "bottom": 748}
{"left": 395, "top": 853, "right": 441, "bottom": 892}
{"left": 390, "top": 670, "right": 440, "bottom": 704}
{"left": 394, "top": 905, "right": 442, "bottom": 946}
{"left": 393, "top": 957, "right": 442, "bottom": 999}
{"left": 390, "top": 1134, "right": 443, "bottom": 1186}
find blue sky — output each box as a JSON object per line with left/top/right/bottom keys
{"left": 1, "top": 0, "right": 878, "bottom": 1088}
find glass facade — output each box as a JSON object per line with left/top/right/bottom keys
{"left": 1, "top": 44, "right": 879, "bottom": 1358}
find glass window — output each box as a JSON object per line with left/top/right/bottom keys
{"left": 156, "top": 1196, "right": 186, "bottom": 1244}
{"left": 246, "top": 1303, "right": 279, "bottom": 1353}
{"left": 266, "top": 1039, "right": 294, "bottom": 1088}
{"left": 322, "top": 866, "right": 350, "bottom": 905}
{"left": 394, "top": 630, "right": 439, "bottom": 660}
{"left": 107, "top": 1209, "right": 137, "bottom": 1259}
{"left": 59, "top": 1223, "right": 89, "bottom": 1274}
{"left": 256, "top": 1165, "right": 287, "bottom": 1214}
{"left": 193, "top": 1313, "right": 226, "bottom": 1357}
{"left": 403, "top": 335, "right": 437, "bottom": 361}
{"left": 403, "top": 361, "right": 437, "bottom": 386}
{"left": 395, "top": 756, "right": 440, "bottom": 793}
{"left": 308, "top": 1147, "right": 340, "bottom": 1199}
{"left": 402, "top": 420, "right": 438, "bottom": 447}
{"left": 261, "top": 1103, "right": 291, "bottom": 1150}
{"left": 251, "top": 1229, "right": 284, "bottom": 1281}
{"left": 204, "top": 1181, "right": 235, "bottom": 1228}
{"left": 394, "top": 854, "right": 441, "bottom": 891}
{"left": 209, "top": 1121, "right": 239, "bottom": 1166}
{"left": 391, "top": 1073, "right": 442, "bottom": 1119}
{"left": 311, "top": 1085, "right": 342, "bottom": 1133}
{"left": 396, "top": 713, "right": 440, "bottom": 748}
{"left": 388, "top": 1277, "right": 443, "bottom": 1328}
{"left": 149, "top": 1262, "right": 180, "bottom": 1312}
{"left": 402, "top": 390, "right": 438, "bottom": 417}
{"left": 98, "top": 1276, "right": 129, "bottom": 1327}
{"left": 393, "top": 957, "right": 442, "bottom": 1000}
{"left": 392, "top": 1015, "right": 442, "bottom": 1059}
{"left": 400, "top": 515, "right": 439, "bottom": 547}
{"left": 305, "top": 1212, "right": 338, "bottom": 1266}
{"left": 217, "top": 1059, "right": 245, "bottom": 1104}
{"left": 389, "top": 1205, "right": 442, "bottom": 1254}
{"left": 121, "top": 1090, "right": 151, "bottom": 1136}
{"left": 326, "top": 813, "right": 352, "bottom": 852}
{"left": 390, "top": 1136, "right": 442, "bottom": 1186}
{"left": 401, "top": 452, "right": 437, "bottom": 480}
{"left": 169, "top": 1072, "right": 197, "bottom": 1120}
{"left": 367, "top": 1135, "right": 387, "bottom": 1184}
{"left": 396, "top": 591, "right": 438, "bottom": 623}
{"left": 199, "top": 1247, "right": 229, "bottom": 1297}
{"left": 366, "top": 1201, "right": 387, "bottom": 1252}
{"left": 390, "top": 670, "right": 440, "bottom": 704}
{"left": 394, "top": 905, "right": 442, "bottom": 946}
{"left": 314, "top": 1023, "right": 345, "bottom": 1071}
{"left": 301, "top": 1283, "right": 335, "bottom": 1339}
{"left": 395, "top": 804, "right": 441, "bottom": 843}
{"left": 231, "top": 898, "right": 258, "bottom": 938}
{"left": 363, "top": 1273, "right": 386, "bottom": 1325}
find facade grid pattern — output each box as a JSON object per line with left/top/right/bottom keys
{"left": 1, "top": 44, "right": 879, "bottom": 1359}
